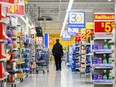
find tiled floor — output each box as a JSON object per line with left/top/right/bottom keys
{"left": 17, "top": 62, "right": 93, "bottom": 87}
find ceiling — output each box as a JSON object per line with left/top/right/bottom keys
{"left": 26, "top": 0, "right": 114, "bottom": 34}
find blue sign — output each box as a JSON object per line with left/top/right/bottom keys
{"left": 62, "top": 30, "right": 71, "bottom": 40}
{"left": 68, "top": 27, "right": 79, "bottom": 36}
{"left": 44, "top": 33, "right": 49, "bottom": 48}
{"left": 68, "top": 11, "right": 86, "bottom": 28}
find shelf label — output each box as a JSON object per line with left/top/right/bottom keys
{"left": 68, "top": 11, "right": 86, "bottom": 28}
{"left": 6, "top": 5, "right": 25, "bottom": 16}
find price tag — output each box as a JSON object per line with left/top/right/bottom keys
{"left": 86, "top": 29, "right": 94, "bottom": 37}
{"left": 82, "top": 34, "right": 86, "bottom": 41}
{"left": 101, "top": 22, "right": 114, "bottom": 32}
{"left": 6, "top": 5, "right": 25, "bottom": 16}
{"left": 94, "top": 21, "right": 114, "bottom": 32}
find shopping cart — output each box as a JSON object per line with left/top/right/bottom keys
{"left": 35, "top": 53, "right": 49, "bottom": 74}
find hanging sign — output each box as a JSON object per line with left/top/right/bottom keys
{"left": 68, "top": 11, "right": 86, "bottom": 28}
{"left": 94, "top": 13, "right": 114, "bottom": 33}
{"left": 6, "top": 5, "right": 25, "bottom": 16}
{"left": 62, "top": 30, "right": 71, "bottom": 40}
{"left": 68, "top": 27, "right": 79, "bottom": 36}
{"left": 94, "top": 13, "right": 114, "bottom": 39}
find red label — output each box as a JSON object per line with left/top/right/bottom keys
{"left": 0, "top": 0, "right": 14, "bottom": 4}
{"left": 94, "top": 21, "right": 114, "bottom": 32}
{"left": 6, "top": 5, "right": 25, "bottom": 16}
{"left": 94, "top": 14, "right": 114, "bottom": 20}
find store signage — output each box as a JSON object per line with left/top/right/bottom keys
{"left": 68, "top": 27, "right": 78, "bottom": 36}
{"left": 94, "top": 14, "right": 114, "bottom": 21}
{"left": 94, "top": 33, "right": 113, "bottom": 39}
{"left": 44, "top": 33, "right": 49, "bottom": 48}
{"left": 86, "top": 23, "right": 94, "bottom": 29}
{"left": 81, "top": 34, "right": 86, "bottom": 41}
{"left": 80, "top": 28, "right": 86, "bottom": 34}
{"left": 15, "top": 0, "right": 24, "bottom": 5}
{"left": 62, "top": 30, "right": 71, "bottom": 40}
{"left": 76, "top": 33, "right": 81, "bottom": 42}
{"left": 86, "top": 29, "right": 94, "bottom": 37}
{"left": 49, "top": 38, "right": 54, "bottom": 45}
{"left": 94, "top": 13, "right": 114, "bottom": 33}
{"left": 6, "top": 5, "right": 25, "bottom": 16}
{"left": 68, "top": 11, "right": 86, "bottom": 28}
{"left": 0, "top": 0, "right": 14, "bottom": 4}
{"left": 95, "top": 22, "right": 114, "bottom": 32}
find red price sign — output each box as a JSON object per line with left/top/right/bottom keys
{"left": 0, "top": 0, "right": 14, "bottom": 4}
{"left": 94, "top": 21, "right": 114, "bottom": 32}
{"left": 81, "top": 34, "right": 86, "bottom": 41}
{"left": 86, "top": 29, "right": 94, "bottom": 37}
{"left": 76, "top": 33, "right": 81, "bottom": 42}
{"left": 6, "top": 5, "right": 25, "bottom": 16}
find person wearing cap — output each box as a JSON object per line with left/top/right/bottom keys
{"left": 52, "top": 39, "right": 63, "bottom": 71}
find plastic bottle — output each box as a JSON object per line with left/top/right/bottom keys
{"left": 103, "top": 40, "right": 108, "bottom": 49}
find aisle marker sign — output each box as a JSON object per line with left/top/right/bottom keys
{"left": 68, "top": 27, "right": 79, "bottom": 36}
{"left": 68, "top": 11, "right": 86, "bottom": 28}
{"left": 62, "top": 30, "right": 71, "bottom": 40}
{"left": 6, "top": 5, "right": 25, "bottom": 16}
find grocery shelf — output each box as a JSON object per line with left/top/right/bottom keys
{"left": 86, "top": 43, "right": 91, "bottom": 45}
{"left": 0, "top": 40, "right": 6, "bottom": 43}
{"left": 86, "top": 53, "right": 93, "bottom": 56}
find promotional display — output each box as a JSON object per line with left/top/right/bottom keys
{"left": 68, "top": 11, "right": 86, "bottom": 28}
{"left": 93, "top": 13, "right": 115, "bottom": 87}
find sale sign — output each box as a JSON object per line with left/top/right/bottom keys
{"left": 76, "top": 33, "right": 81, "bottom": 42}
{"left": 0, "top": 0, "right": 14, "bottom": 4}
{"left": 86, "top": 29, "right": 94, "bottom": 37}
{"left": 95, "top": 21, "right": 114, "bottom": 32}
{"left": 94, "top": 13, "right": 114, "bottom": 33}
{"left": 6, "top": 5, "right": 25, "bottom": 16}
{"left": 81, "top": 34, "right": 86, "bottom": 41}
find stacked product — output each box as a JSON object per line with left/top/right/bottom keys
{"left": 72, "top": 42, "right": 80, "bottom": 72}
{"left": 92, "top": 39, "right": 113, "bottom": 84}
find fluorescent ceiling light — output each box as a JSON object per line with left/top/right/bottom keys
{"left": 60, "top": 0, "right": 74, "bottom": 37}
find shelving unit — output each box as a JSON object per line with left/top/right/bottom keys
{"left": 71, "top": 42, "right": 81, "bottom": 73}
{"left": 92, "top": 37, "right": 114, "bottom": 87}
{"left": 80, "top": 41, "right": 86, "bottom": 77}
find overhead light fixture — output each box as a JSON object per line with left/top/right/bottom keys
{"left": 60, "top": 0, "right": 74, "bottom": 37}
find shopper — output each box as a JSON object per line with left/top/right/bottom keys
{"left": 52, "top": 38, "right": 63, "bottom": 71}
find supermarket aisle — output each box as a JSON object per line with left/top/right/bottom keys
{"left": 17, "top": 62, "right": 93, "bottom": 87}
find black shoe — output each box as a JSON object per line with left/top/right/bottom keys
{"left": 56, "top": 69, "right": 58, "bottom": 71}
{"left": 59, "top": 69, "right": 61, "bottom": 71}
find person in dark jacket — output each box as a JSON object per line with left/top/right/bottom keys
{"left": 52, "top": 38, "right": 63, "bottom": 71}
